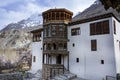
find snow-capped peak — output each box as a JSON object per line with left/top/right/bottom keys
{"left": 1, "top": 13, "right": 42, "bottom": 32}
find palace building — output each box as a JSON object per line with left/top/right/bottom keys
{"left": 31, "top": 2, "right": 120, "bottom": 80}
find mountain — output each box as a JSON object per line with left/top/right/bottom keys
{"left": 0, "top": 13, "right": 43, "bottom": 49}
{"left": 0, "top": 13, "right": 43, "bottom": 67}
{"left": 1, "top": 14, "right": 43, "bottom": 32}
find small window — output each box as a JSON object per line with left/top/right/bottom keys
{"left": 76, "top": 58, "right": 79, "bottom": 63}
{"left": 64, "top": 43, "right": 67, "bottom": 49}
{"left": 33, "top": 56, "right": 36, "bottom": 62}
{"left": 52, "top": 31, "right": 56, "bottom": 36}
{"left": 91, "top": 40, "right": 97, "bottom": 51}
{"left": 101, "top": 60, "right": 104, "bottom": 64}
{"left": 73, "top": 43, "right": 75, "bottom": 47}
{"left": 59, "top": 25, "right": 63, "bottom": 31}
{"left": 52, "top": 25, "right": 56, "bottom": 31}
{"left": 71, "top": 28, "right": 80, "bottom": 36}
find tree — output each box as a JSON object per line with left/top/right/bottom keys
{"left": 100, "top": 0, "right": 120, "bottom": 12}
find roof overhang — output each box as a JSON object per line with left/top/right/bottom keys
{"left": 69, "top": 13, "right": 120, "bottom": 26}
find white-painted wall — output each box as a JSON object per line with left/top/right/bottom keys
{"left": 63, "top": 56, "right": 68, "bottom": 70}
{"left": 68, "top": 18, "right": 116, "bottom": 80}
{"left": 112, "top": 17, "right": 120, "bottom": 74}
{"left": 31, "top": 32, "right": 43, "bottom": 73}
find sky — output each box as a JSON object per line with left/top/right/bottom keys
{"left": 0, "top": 0, "right": 96, "bottom": 30}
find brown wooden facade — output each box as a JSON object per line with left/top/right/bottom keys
{"left": 31, "top": 29, "right": 43, "bottom": 42}
{"left": 42, "top": 8, "right": 73, "bottom": 79}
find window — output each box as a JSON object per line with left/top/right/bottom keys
{"left": 101, "top": 60, "right": 104, "bottom": 64}
{"left": 73, "top": 43, "right": 75, "bottom": 47}
{"left": 71, "top": 28, "right": 80, "bottom": 36}
{"left": 52, "top": 25, "right": 56, "bottom": 31}
{"left": 114, "top": 20, "right": 116, "bottom": 34}
{"left": 48, "top": 26, "right": 51, "bottom": 37}
{"left": 33, "top": 56, "right": 36, "bottom": 62}
{"left": 91, "top": 40, "right": 97, "bottom": 51}
{"left": 59, "top": 25, "right": 63, "bottom": 31}
{"left": 33, "top": 33, "right": 41, "bottom": 42}
{"left": 64, "top": 43, "right": 67, "bottom": 49}
{"left": 46, "top": 27, "right": 49, "bottom": 37}
{"left": 76, "top": 58, "right": 79, "bottom": 63}
{"left": 44, "top": 28, "right": 46, "bottom": 38}
{"left": 52, "top": 32, "right": 56, "bottom": 36}
{"left": 90, "top": 20, "right": 109, "bottom": 35}
{"left": 52, "top": 25, "right": 56, "bottom": 36}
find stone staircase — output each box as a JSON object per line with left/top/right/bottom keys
{"left": 42, "top": 64, "right": 64, "bottom": 80}
{"left": 24, "top": 70, "right": 42, "bottom": 80}
{"left": 50, "top": 69, "right": 87, "bottom": 80}
{"left": 51, "top": 72, "right": 77, "bottom": 80}
{"left": 24, "top": 69, "right": 87, "bottom": 80}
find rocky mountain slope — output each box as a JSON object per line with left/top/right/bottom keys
{"left": 0, "top": 13, "right": 42, "bottom": 50}
{"left": 0, "top": 30, "right": 31, "bottom": 49}
{"left": 0, "top": 14, "right": 42, "bottom": 70}
{"left": 0, "top": 29, "right": 32, "bottom": 69}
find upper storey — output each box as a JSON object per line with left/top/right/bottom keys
{"left": 42, "top": 8, "right": 73, "bottom": 24}
{"left": 31, "top": 28, "right": 43, "bottom": 42}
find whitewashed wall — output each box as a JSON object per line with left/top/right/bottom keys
{"left": 31, "top": 32, "right": 43, "bottom": 73}
{"left": 112, "top": 17, "right": 120, "bottom": 74}
{"left": 68, "top": 18, "right": 116, "bottom": 80}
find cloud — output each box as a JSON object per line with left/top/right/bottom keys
{"left": 0, "top": 0, "right": 50, "bottom": 30}
{"left": 0, "top": 8, "right": 29, "bottom": 30}
{"left": 0, "top": 0, "right": 96, "bottom": 30}
{"left": 51, "top": 0, "right": 95, "bottom": 14}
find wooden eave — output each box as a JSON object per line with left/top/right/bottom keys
{"left": 31, "top": 28, "right": 43, "bottom": 33}
{"left": 69, "top": 13, "right": 120, "bottom": 26}
{"left": 42, "top": 8, "right": 73, "bottom": 16}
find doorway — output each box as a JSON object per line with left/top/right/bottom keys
{"left": 56, "top": 54, "right": 61, "bottom": 64}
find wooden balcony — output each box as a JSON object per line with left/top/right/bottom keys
{"left": 43, "top": 37, "right": 67, "bottom": 43}
{"left": 43, "top": 20, "right": 71, "bottom": 25}
{"left": 43, "top": 50, "right": 68, "bottom": 55}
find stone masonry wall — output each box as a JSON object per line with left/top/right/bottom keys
{"left": 0, "top": 72, "right": 23, "bottom": 80}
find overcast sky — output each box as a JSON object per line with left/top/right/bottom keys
{"left": 0, "top": 0, "right": 96, "bottom": 30}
